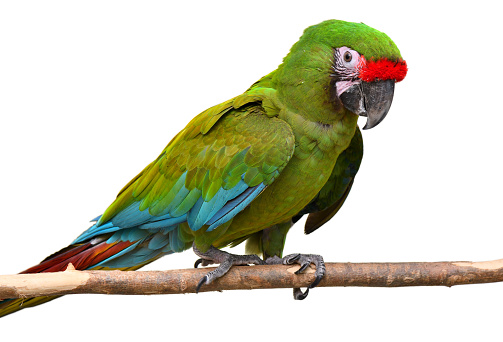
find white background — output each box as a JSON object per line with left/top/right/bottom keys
{"left": 1, "top": 0, "right": 502, "bottom": 340}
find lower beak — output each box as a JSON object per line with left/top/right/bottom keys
{"left": 339, "top": 79, "right": 395, "bottom": 130}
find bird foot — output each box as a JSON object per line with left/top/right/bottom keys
{"left": 265, "top": 253, "right": 325, "bottom": 300}
{"left": 193, "top": 244, "right": 265, "bottom": 293}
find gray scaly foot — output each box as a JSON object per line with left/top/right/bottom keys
{"left": 266, "top": 253, "right": 325, "bottom": 300}
{"left": 193, "top": 244, "right": 265, "bottom": 292}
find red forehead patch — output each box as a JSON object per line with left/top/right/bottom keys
{"left": 358, "top": 57, "right": 408, "bottom": 82}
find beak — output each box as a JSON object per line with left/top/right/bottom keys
{"left": 339, "top": 79, "right": 395, "bottom": 130}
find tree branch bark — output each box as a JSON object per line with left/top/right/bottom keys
{"left": 2, "top": 259, "right": 503, "bottom": 300}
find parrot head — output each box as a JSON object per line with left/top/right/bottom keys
{"left": 274, "top": 20, "right": 407, "bottom": 129}
{"left": 332, "top": 46, "right": 407, "bottom": 129}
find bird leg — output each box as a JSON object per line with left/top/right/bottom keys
{"left": 193, "top": 244, "right": 265, "bottom": 293}
{"left": 265, "top": 253, "right": 325, "bottom": 300}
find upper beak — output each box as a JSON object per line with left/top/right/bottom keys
{"left": 339, "top": 79, "right": 395, "bottom": 130}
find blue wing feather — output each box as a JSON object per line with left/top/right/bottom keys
{"left": 206, "top": 183, "right": 266, "bottom": 231}
{"left": 74, "top": 172, "right": 267, "bottom": 261}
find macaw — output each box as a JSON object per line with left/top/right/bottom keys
{"left": 0, "top": 19, "right": 407, "bottom": 317}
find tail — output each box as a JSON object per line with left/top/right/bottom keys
{"left": 0, "top": 226, "right": 183, "bottom": 318}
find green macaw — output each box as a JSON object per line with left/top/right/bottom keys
{"left": 0, "top": 19, "right": 407, "bottom": 317}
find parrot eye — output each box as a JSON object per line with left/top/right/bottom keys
{"left": 343, "top": 51, "right": 352, "bottom": 62}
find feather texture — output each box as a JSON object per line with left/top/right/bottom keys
{"left": 0, "top": 19, "right": 405, "bottom": 318}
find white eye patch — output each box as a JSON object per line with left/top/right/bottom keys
{"left": 336, "top": 46, "right": 360, "bottom": 69}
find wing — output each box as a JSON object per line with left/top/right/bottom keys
{"left": 294, "top": 126, "right": 363, "bottom": 234}
{"left": 74, "top": 88, "right": 295, "bottom": 251}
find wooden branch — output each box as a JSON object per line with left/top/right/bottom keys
{"left": 2, "top": 259, "right": 503, "bottom": 300}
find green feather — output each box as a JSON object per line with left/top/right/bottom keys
{"left": 99, "top": 19, "right": 400, "bottom": 253}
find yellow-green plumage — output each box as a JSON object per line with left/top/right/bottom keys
{"left": 93, "top": 19, "right": 403, "bottom": 252}
{"left": 1, "top": 19, "right": 406, "bottom": 317}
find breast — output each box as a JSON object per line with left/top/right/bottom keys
{"left": 213, "top": 111, "right": 359, "bottom": 246}
{"left": 217, "top": 145, "right": 341, "bottom": 244}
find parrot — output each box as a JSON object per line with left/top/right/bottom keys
{"left": 0, "top": 19, "right": 407, "bottom": 318}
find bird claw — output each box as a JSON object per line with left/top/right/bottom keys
{"left": 266, "top": 253, "right": 325, "bottom": 300}
{"left": 195, "top": 275, "right": 208, "bottom": 293}
{"left": 194, "top": 258, "right": 216, "bottom": 268}
{"left": 293, "top": 287, "right": 310, "bottom": 300}
{"left": 192, "top": 244, "right": 264, "bottom": 293}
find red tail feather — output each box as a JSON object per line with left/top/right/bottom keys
{"left": 21, "top": 240, "right": 135, "bottom": 274}
{"left": 1, "top": 239, "right": 138, "bottom": 318}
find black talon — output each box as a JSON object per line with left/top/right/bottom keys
{"left": 196, "top": 275, "right": 208, "bottom": 293}
{"left": 310, "top": 274, "right": 323, "bottom": 289}
{"left": 194, "top": 258, "right": 203, "bottom": 268}
{"left": 294, "top": 287, "right": 309, "bottom": 300}
{"left": 295, "top": 262, "right": 310, "bottom": 274}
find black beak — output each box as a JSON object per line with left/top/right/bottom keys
{"left": 339, "top": 79, "right": 395, "bottom": 130}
